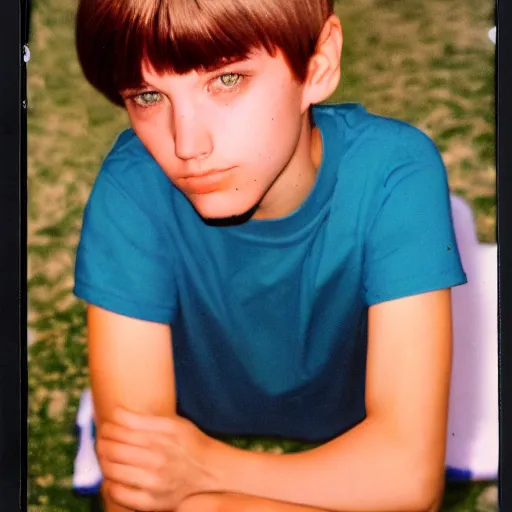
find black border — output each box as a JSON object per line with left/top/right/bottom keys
{"left": 497, "top": 0, "right": 511, "bottom": 509}
{"left": 21, "top": 0, "right": 29, "bottom": 510}
{"left": 0, "top": 0, "right": 27, "bottom": 510}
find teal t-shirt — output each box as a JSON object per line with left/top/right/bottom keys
{"left": 74, "top": 103, "right": 467, "bottom": 442}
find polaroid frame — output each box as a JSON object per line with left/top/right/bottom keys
{"left": 0, "top": 0, "right": 507, "bottom": 510}
{"left": 497, "top": 0, "right": 511, "bottom": 509}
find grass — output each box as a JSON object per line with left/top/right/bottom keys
{"left": 27, "top": 0, "right": 496, "bottom": 510}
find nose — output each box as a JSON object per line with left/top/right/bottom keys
{"left": 172, "top": 105, "right": 213, "bottom": 162}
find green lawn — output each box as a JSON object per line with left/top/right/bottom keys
{"left": 27, "top": 0, "right": 496, "bottom": 510}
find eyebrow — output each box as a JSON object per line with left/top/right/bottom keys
{"left": 203, "top": 54, "right": 255, "bottom": 73}
{"left": 120, "top": 54, "right": 259, "bottom": 96}
{"left": 120, "top": 83, "right": 152, "bottom": 95}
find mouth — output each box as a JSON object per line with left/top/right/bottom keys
{"left": 180, "top": 167, "right": 234, "bottom": 194}
{"left": 184, "top": 167, "right": 234, "bottom": 180}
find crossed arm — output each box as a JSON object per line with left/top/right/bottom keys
{"left": 88, "top": 288, "right": 452, "bottom": 512}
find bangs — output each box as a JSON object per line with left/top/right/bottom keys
{"left": 134, "top": 0, "right": 278, "bottom": 78}
{"left": 76, "top": 0, "right": 333, "bottom": 106}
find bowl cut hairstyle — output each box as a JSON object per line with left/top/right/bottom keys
{"left": 75, "top": 0, "right": 335, "bottom": 107}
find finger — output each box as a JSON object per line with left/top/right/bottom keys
{"left": 107, "top": 482, "right": 157, "bottom": 512}
{"left": 100, "top": 459, "right": 159, "bottom": 492}
{"left": 97, "top": 438, "right": 155, "bottom": 467}
{"left": 99, "top": 421, "right": 150, "bottom": 448}
{"left": 101, "top": 478, "right": 113, "bottom": 502}
{"left": 113, "top": 407, "right": 175, "bottom": 434}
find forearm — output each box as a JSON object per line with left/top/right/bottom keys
{"left": 209, "top": 417, "right": 443, "bottom": 512}
{"left": 181, "top": 492, "right": 441, "bottom": 512}
{"left": 179, "top": 492, "right": 330, "bottom": 512}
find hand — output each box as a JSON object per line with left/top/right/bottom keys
{"left": 96, "top": 408, "right": 220, "bottom": 511}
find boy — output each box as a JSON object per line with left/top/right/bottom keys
{"left": 73, "top": 0, "right": 467, "bottom": 510}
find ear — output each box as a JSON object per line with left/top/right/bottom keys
{"left": 301, "top": 14, "right": 343, "bottom": 111}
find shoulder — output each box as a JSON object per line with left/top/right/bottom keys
{"left": 315, "top": 103, "right": 441, "bottom": 165}
{"left": 88, "top": 129, "right": 174, "bottom": 214}
{"left": 98, "top": 128, "right": 165, "bottom": 183}
{"left": 317, "top": 104, "right": 446, "bottom": 200}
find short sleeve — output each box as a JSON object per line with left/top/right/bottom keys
{"left": 363, "top": 126, "right": 467, "bottom": 306}
{"left": 73, "top": 156, "right": 178, "bottom": 324}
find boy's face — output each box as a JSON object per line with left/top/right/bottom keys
{"left": 121, "top": 48, "right": 316, "bottom": 220}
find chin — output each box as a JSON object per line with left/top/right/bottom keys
{"left": 189, "top": 193, "right": 260, "bottom": 225}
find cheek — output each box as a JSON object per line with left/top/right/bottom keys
{"left": 223, "top": 88, "right": 302, "bottom": 163}
{"left": 129, "top": 113, "right": 180, "bottom": 174}
{"left": 247, "top": 101, "right": 303, "bottom": 169}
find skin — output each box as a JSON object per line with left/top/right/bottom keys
{"left": 119, "top": 24, "right": 337, "bottom": 222}
{"left": 88, "top": 14, "right": 450, "bottom": 512}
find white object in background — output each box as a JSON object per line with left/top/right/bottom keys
{"left": 72, "top": 388, "right": 103, "bottom": 494}
{"left": 488, "top": 26, "right": 496, "bottom": 45}
{"left": 445, "top": 195, "right": 498, "bottom": 481}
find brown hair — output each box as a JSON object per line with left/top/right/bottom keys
{"left": 75, "top": 0, "right": 334, "bottom": 107}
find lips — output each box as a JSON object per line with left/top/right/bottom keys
{"left": 180, "top": 167, "right": 234, "bottom": 194}
{"left": 184, "top": 167, "right": 233, "bottom": 180}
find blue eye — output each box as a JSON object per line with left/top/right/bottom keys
{"left": 133, "top": 91, "right": 162, "bottom": 107}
